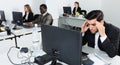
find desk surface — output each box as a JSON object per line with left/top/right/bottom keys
{"left": 58, "top": 15, "right": 85, "bottom": 29}
{"left": 0, "top": 24, "right": 120, "bottom": 65}
{"left": 0, "top": 25, "right": 41, "bottom": 41}
{"left": 34, "top": 46, "right": 120, "bottom": 65}
{"left": 82, "top": 46, "right": 120, "bottom": 65}
{"left": 59, "top": 15, "right": 85, "bottom": 20}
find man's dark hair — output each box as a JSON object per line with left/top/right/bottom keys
{"left": 40, "top": 4, "right": 47, "bottom": 9}
{"left": 85, "top": 10, "right": 104, "bottom": 22}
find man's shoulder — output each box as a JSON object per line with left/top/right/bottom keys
{"left": 45, "top": 13, "right": 53, "bottom": 18}
{"left": 46, "top": 13, "right": 52, "bottom": 16}
{"left": 105, "top": 22, "right": 120, "bottom": 32}
{"left": 105, "top": 22, "right": 120, "bottom": 36}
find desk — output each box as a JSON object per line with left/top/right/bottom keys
{"left": 0, "top": 32, "right": 14, "bottom": 41}
{"left": 34, "top": 46, "right": 120, "bottom": 65}
{"left": 0, "top": 25, "right": 41, "bottom": 41}
{"left": 0, "top": 26, "right": 42, "bottom": 65}
{"left": 82, "top": 46, "right": 120, "bottom": 65}
{"left": 11, "top": 27, "right": 41, "bottom": 36}
{"left": 58, "top": 15, "right": 85, "bottom": 29}
{"left": 0, "top": 25, "right": 120, "bottom": 65}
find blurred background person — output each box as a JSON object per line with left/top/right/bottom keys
{"left": 27, "top": 4, "right": 53, "bottom": 27}
{"left": 73, "top": 1, "right": 81, "bottom": 16}
{"left": 23, "top": 4, "right": 34, "bottom": 23}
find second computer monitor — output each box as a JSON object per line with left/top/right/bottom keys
{"left": 41, "top": 24, "right": 82, "bottom": 65}
{"left": 12, "top": 11, "right": 23, "bottom": 26}
{"left": 63, "top": 7, "right": 72, "bottom": 15}
{"left": 0, "top": 10, "right": 6, "bottom": 21}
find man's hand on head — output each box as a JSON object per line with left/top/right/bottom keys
{"left": 81, "top": 21, "right": 89, "bottom": 33}
{"left": 96, "top": 20, "right": 106, "bottom": 37}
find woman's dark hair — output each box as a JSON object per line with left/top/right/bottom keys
{"left": 24, "top": 4, "right": 32, "bottom": 12}
{"left": 74, "top": 1, "right": 79, "bottom": 7}
{"left": 85, "top": 10, "right": 104, "bottom": 22}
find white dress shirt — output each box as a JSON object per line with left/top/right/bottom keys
{"left": 95, "top": 32, "right": 107, "bottom": 50}
{"left": 42, "top": 12, "right": 47, "bottom": 17}
{"left": 25, "top": 12, "right": 29, "bottom": 20}
{"left": 82, "top": 32, "right": 107, "bottom": 50}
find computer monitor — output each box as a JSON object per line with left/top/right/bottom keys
{"left": 63, "top": 7, "right": 72, "bottom": 15}
{"left": 41, "top": 24, "right": 82, "bottom": 65}
{"left": 0, "top": 10, "right": 6, "bottom": 26}
{"left": 0, "top": 10, "right": 6, "bottom": 21}
{"left": 12, "top": 11, "right": 23, "bottom": 26}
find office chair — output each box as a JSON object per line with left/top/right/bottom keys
{"left": 33, "top": 14, "right": 40, "bottom": 20}
{"left": 81, "top": 10, "right": 87, "bottom": 16}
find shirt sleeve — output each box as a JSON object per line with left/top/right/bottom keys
{"left": 82, "top": 33, "right": 85, "bottom": 36}
{"left": 100, "top": 35, "right": 107, "bottom": 43}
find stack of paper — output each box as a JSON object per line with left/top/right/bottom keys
{"left": 87, "top": 53, "right": 111, "bottom": 65}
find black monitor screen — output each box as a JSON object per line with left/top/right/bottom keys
{"left": 63, "top": 7, "right": 71, "bottom": 15}
{"left": 0, "top": 10, "right": 6, "bottom": 21}
{"left": 0, "top": 10, "right": 6, "bottom": 25}
{"left": 12, "top": 11, "right": 23, "bottom": 26}
{"left": 41, "top": 24, "right": 82, "bottom": 65}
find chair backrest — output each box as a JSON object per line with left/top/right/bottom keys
{"left": 33, "top": 14, "right": 40, "bottom": 20}
{"left": 81, "top": 10, "right": 87, "bottom": 15}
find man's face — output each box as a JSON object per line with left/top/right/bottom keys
{"left": 86, "top": 19, "right": 100, "bottom": 34}
{"left": 40, "top": 6, "right": 46, "bottom": 14}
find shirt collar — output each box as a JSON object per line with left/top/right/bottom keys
{"left": 96, "top": 32, "right": 99, "bottom": 35}
{"left": 42, "top": 12, "right": 47, "bottom": 16}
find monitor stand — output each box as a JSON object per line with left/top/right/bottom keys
{"left": 12, "top": 24, "right": 22, "bottom": 30}
{"left": 51, "top": 59, "right": 62, "bottom": 65}
{"left": 50, "top": 49, "right": 62, "bottom": 65}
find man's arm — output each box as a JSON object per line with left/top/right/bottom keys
{"left": 101, "top": 36, "right": 119, "bottom": 57}
{"left": 100, "top": 27, "right": 120, "bottom": 57}
{"left": 96, "top": 21, "right": 120, "bottom": 57}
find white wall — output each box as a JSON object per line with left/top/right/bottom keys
{"left": 46, "top": 0, "right": 102, "bottom": 26}
{"left": 79, "top": 0, "right": 102, "bottom": 12}
{"left": 31, "top": 0, "right": 46, "bottom": 14}
{"left": 56, "top": 0, "right": 102, "bottom": 15}
{"left": 46, "top": 0, "right": 78, "bottom": 26}
{"left": 102, "top": 0, "right": 120, "bottom": 28}
{"left": 0, "top": 0, "right": 44, "bottom": 21}
{"left": 46, "top": 0, "right": 78, "bottom": 19}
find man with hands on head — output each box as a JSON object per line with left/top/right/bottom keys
{"left": 81, "top": 10, "right": 120, "bottom": 57}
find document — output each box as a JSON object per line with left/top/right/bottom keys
{"left": 87, "top": 53, "right": 111, "bottom": 65}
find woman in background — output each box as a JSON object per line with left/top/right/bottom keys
{"left": 23, "top": 4, "right": 34, "bottom": 23}
{"left": 73, "top": 2, "right": 81, "bottom": 15}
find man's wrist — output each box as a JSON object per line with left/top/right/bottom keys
{"left": 100, "top": 34, "right": 107, "bottom": 43}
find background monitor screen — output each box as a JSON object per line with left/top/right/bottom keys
{"left": 0, "top": 10, "right": 6, "bottom": 21}
{"left": 0, "top": 10, "right": 6, "bottom": 25}
{"left": 41, "top": 24, "right": 82, "bottom": 65}
{"left": 12, "top": 11, "right": 23, "bottom": 26}
{"left": 63, "top": 7, "right": 72, "bottom": 15}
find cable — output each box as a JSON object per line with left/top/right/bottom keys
{"left": 20, "top": 50, "right": 33, "bottom": 65}
{"left": 7, "top": 46, "right": 34, "bottom": 65}
{"left": 7, "top": 46, "right": 21, "bottom": 65}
